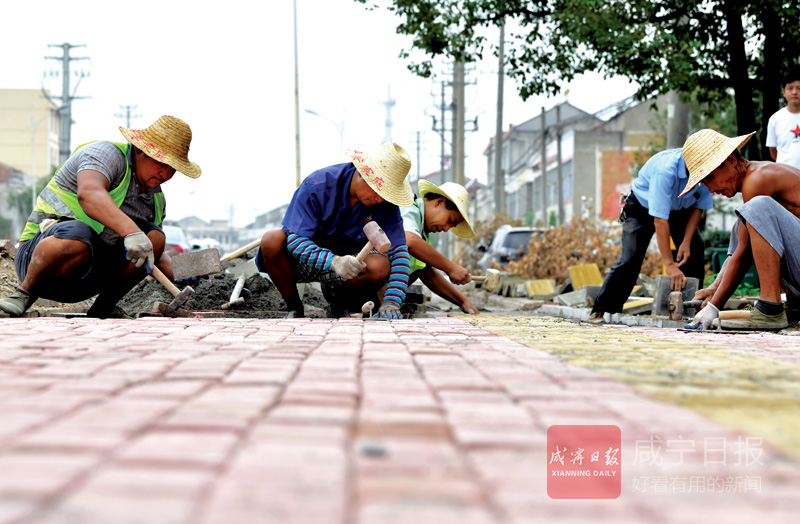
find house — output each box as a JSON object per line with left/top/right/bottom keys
{"left": 482, "top": 95, "right": 671, "bottom": 224}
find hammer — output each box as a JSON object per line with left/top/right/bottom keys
{"left": 151, "top": 265, "right": 195, "bottom": 313}
{"left": 668, "top": 291, "right": 752, "bottom": 321}
{"left": 356, "top": 221, "right": 392, "bottom": 262}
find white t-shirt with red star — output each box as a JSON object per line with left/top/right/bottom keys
{"left": 766, "top": 107, "right": 800, "bottom": 168}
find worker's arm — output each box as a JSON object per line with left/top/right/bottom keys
{"left": 405, "top": 232, "right": 470, "bottom": 285}
{"left": 769, "top": 147, "right": 778, "bottom": 161}
{"left": 383, "top": 244, "right": 410, "bottom": 306}
{"left": 420, "top": 268, "right": 478, "bottom": 314}
{"left": 654, "top": 217, "right": 686, "bottom": 291}
{"left": 76, "top": 170, "right": 141, "bottom": 237}
{"left": 285, "top": 233, "right": 336, "bottom": 269}
{"left": 677, "top": 207, "right": 703, "bottom": 267}
{"left": 708, "top": 224, "right": 754, "bottom": 309}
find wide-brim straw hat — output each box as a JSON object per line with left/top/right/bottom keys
{"left": 119, "top": 115, "right": 201, "bottom": 178}
{"left": 678, "top": 129, "right": 755, "bottom": 197}
{"left": 346, "top": 142, "right": 413, "bottom": 206}
{"left": 418, "top": 180, "right": 475, "bottom": 239}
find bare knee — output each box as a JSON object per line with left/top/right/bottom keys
{"left": 364, "top": 254, "right": 390, "bottom": 284}
{"left": 37, "top": 237, "right": 91, "bottom": 266}
{"left": 261, "top": 229, "right": 288, "bottom": 259}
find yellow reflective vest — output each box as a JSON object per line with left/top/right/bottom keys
{"left": 20, "top": 141, "right": 164, "bottom": 242}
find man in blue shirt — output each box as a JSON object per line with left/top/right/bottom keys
{"left": 589, "top": 145, "right": 714, "bottom": 322}
{"left": 257, "top": 142, "right": 413, "bottom": 319}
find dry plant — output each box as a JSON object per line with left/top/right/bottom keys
{"left": 506, "top": 216, "right": 663, "bottom": 284}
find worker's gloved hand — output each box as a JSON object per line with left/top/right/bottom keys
{"left": 330, "top": 255, "right": 365, "bottom": 281}
{"left": 377, "top": 301, "right": 402, "bottom": 319}
{"left": 124, "top": 232, "right": 154, "bottom": 273}
{"left": 448, "top": 265, "right": 471, "bottom": 285}
{"left": 685, "top": 303, "right": 719, "bottom": 330}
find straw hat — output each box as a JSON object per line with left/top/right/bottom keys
{"left": 346, "top": 142, "right": 413, "bottom": 206}
{"left": 418, "top": 180, "right": 475, "bottom": 239}
{"left": 119, "top": 115, "right": 201, "bottom": 178}
{"left": 678, "top": 129, "right": 754, "bottom": 197}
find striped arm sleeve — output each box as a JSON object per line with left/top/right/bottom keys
{"left": 383, "top": 244, "right": 410, "bottom": 306}
{"left": 286, "top": 233, "right": 335, "bottom": 271}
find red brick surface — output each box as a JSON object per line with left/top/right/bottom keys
{"left": 0, "top": 317, "right": 797, "bottom": 523}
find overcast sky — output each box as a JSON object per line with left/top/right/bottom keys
{"left": 2, "top": 0, "right": 638, "bottom": 228}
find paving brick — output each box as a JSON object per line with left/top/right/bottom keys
{"left": 0, "top": 451, "right": 99, "bottom": 499}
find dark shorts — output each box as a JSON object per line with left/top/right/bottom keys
{"left": 15, "top": 219, "right": 163, "bottom": 302}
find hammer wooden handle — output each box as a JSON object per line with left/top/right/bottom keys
{"left": 719, "top": 310, "right": 752, "bottom": 320}
{"left": 356, "top": 241, "right": 374, "bottom": 262}
{"left": 150, "top": 265, "right": 180, "bottom": 297}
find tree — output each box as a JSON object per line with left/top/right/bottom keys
{"left": 357, "top": 0, "right": 800, "bottom": 159}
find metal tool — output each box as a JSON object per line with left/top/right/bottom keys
{"left": 668, "top": 291, "right": 752, "bottom": 322}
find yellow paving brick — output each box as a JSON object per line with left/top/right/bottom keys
{"left": 467, "top": 315, "right": 800, "bottom": 460}
{"left": 567, "top": 264, "right": 604, "bottom": 289}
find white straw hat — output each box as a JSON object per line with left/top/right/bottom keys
{"left": 679, "top": 129, "right": 754, "bottom": 197}
{"left": 418, "top": 180, "right": 475, "bottom": 239}
{"left": 120, "top": 115, "right": 201, "bottom": 178}
{"left": 346, "top": 142, "right": 413, "bottom": 206}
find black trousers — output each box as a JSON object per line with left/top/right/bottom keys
{"left": 592, "top": 193, "right": 706, "bottom": 314}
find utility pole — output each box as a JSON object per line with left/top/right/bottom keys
{"left": 493, "top": 20, "right": 506, "bottom": 215}
{"left": 293, "top": 0, "right": 301, "bottom": 188}
{"left": 416, "top": 131, "right": 421, "bottom": 183}
{"left": 452, "top": 62, "right": 466, "bottom": 186}
{"left": 115, "top": 104, "right": 140, "bottom": 128}
{"left": 556, "top": 104, "right": 564, "bottom": 225}
{"left": 382, "top": 85, "right": 396, "bottom": 144}
{"left": 45, "top": 43, "right": 89, "bottom": 164}
{"left": 540, "top": 106, "right": 547, "bottom": 227}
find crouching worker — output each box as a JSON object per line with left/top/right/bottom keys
{"left": 401, "top": 180, "right": 478, "bottom": 314}
{"left": 0, "top": 116, "right": 201, "bottom": 319}
{"left": 258, "top": 143, "right": 413, "bottom": 319}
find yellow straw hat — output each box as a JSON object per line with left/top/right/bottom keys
{"left": 346, "top": 142, "right": 413, "bottom": 206}
{"left": 418, "top": 180, "right": 475, "bottom": 239}
{"left": 678, "top": 128, "right": 754, "bottom": 197}
{"left": 119, "top": 115, "right": 201, "bottom": 178}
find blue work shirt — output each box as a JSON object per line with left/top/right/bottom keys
{"left": 282, "top": 163, "right": 406, "bottom": 254}
{"left": 631, "top": 148, "right": 713, "bottom": 220}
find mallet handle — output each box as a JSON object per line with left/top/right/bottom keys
{"left": 356, "top": 241, "right": 374, "bottom": 262}
{"left": 151, "top": 266, "right": 180, "bottom": 297}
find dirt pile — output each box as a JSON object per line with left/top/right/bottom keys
{"left": 119, "top": 254, "right": 327, "bottom": 318}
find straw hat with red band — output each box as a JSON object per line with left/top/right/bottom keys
{"left": 417, "top": 180, "right": 475, "bottom": 239}
{"left": 346, "top": 142, "right": 414, "bottom": 206}
{"left": 678, "top": 129, "right": 755, "bottom": 198}
{"left": 119, "top": 115, "right": 201, "bottom": 178}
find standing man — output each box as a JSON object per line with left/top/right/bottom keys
{"left": 588, "top": 139, "right": 718, "bottom": 322}
{"left": 766, "top": 68, "right": 800, "bottom": 168}
{"left": 0, "top": 115, "right": 201, "bottom": 319}
{"left": 258, "top": 143, "right": 413, "bottom": 319}
{"left": 401, "top": 180, "right": 478, "bottom": 314}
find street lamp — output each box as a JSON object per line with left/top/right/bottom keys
{"left": 304, "top": 109, "right": 345, "bottom": 160}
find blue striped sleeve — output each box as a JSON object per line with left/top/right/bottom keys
{"left": 383, "top": 244, "right": 410, "bottom": 306}
{"left": 286, "top": 233, "right": 335, "bottom": 271}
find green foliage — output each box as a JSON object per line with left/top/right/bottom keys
{"left": 0, "top": 216, "right": 12, "bottom": 238}
{"left": 357, "top": 0, "right": 800, "bottom": 158}
{"left": 548, "top": 210, "right": 557, "bottom": 227}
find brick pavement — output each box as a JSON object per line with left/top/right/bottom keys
{"left": 0, "top": 315, "right": 797, "bottom": 524}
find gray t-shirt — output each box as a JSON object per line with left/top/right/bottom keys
{"left": 55, "top": 141, "right": 166, "bottom": 244}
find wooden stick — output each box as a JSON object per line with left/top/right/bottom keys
{"left": 221, "top": 239, "right": 261, "bottom": 262}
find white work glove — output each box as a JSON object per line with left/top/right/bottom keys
{"left": 684, "top": 303, "right": 719, "bottom": 330}
{"left": 378, "top": 301, "right": 402, "bottom": 319}
{"left": 330, "top": 255, "right": 365, "bottom": 281}
{"left": 124, "top": 232, "right": 154, "bottom": 272}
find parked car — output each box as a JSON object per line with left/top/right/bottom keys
{"left": 478, "top": 225, "right": 544, "bottom": 271}
{"left": 162, "top": 225, "right": 191, "bottom": 256}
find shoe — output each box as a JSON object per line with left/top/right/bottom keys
{"left": 325, "top": 304, "right": 350, "bottom": 319}
{"left": 720, "top": 309, "right": 788, "bottom": 331}
{"left": 87, "top": 305, "right": 134, "bottom": 320}
{"left": 0, "top": 289, "right": 37, "bottom": 317}
{"left": 285, "top": 308, "right": 305, "bottom": 319}
{"left": 586, "top": 311, "right": 605, "bottom": 324}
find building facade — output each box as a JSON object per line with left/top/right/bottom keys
{"left": 0, "top": 89, "right": 60, "bottom": 179}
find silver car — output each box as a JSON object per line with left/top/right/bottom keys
{"left": 478, "top": 225, "right": 544, "bottom": 271}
